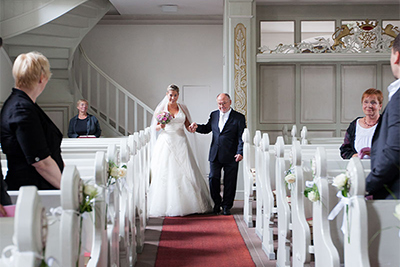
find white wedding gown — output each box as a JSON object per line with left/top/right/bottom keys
{"left": 148, "top": 107, "right": 213, "bottom": 217}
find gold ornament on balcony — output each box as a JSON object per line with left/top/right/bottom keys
{"left": 357, "top": 19, "right": 378, "bottom": 48}
{"left": 332, "top": 25, "right": 354, "bottom": 50}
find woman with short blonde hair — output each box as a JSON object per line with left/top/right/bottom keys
{"left": 1, "top": 51, "right": 63, "bottom": 190}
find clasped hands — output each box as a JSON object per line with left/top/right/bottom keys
{"left": 188, "top": 122, "right": 198, "bottom": 133}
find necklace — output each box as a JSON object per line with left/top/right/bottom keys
{"left": 364, "top": 116, "right": 378, "bottom": 127}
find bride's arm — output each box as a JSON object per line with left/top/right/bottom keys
{"left": 185, "top": 118, "right": 191, "bottom": 131}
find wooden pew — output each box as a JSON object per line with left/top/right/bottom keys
{"left": 254, "top": 131, "right": 263, "bottom": 238}
{"left": 300, "top": 126, "right": 343, "bottom": 145}
{"left": 311, "top": 147, "right": 371, "bottom": 267}
{"left": 275, "top": 136, "right": 291, "bottom": 267}
{"left": 345, "top": 157, "right": 400, "bottom": 267}
{"left": 0, "top": 186, "right": 46, "bottom": 267}
{"left": 260, "top": 133, "right": 277, "bottom": 260}
{"left": 242, "top": 128, "right": 255, "bottom": 227}
{"left": 274, "top": 139, "right": 342, "bottom": 267}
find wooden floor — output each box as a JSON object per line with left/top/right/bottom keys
{"left": 136, "top": 200, "right": 276, "bottom": 267}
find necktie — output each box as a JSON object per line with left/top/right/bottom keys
{"left": 219, "top": 113, "right": 224, "bottom": 132}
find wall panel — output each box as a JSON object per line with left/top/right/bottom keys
{"left": 259, "top": 65, "right": 295, "bottom": 124}
{"left": 341, "top": 65, "right": 377, "bottom": 123}
{"left": 301, "top": 65, "right": 336, "bottom": 123}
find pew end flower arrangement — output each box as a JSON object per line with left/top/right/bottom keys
{"left": 107, "top": 161, "right": 127, "bottom": 186}
{"left": 77, "top": 182, "right": 100, "bottom": 267}
{"left": 284, "top": 164, "right": 296, "bottom": 190}
{"left": 304, "top": 183, "right": 320, "bottom": 202}
{"left": 328, "top": 172, "right": 351, "bottom": 243}
{"left": 304, "top": 158, "right": 320, "bottom": 203}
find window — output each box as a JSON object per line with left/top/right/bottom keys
{"left": 260, "top": 21, "right": 294, "bottom": 49}
{"left": 301, "top": 21, "right": 335, "bottom": 44}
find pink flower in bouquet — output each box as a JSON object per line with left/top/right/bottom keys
{"left": 156, "top": 111, "right": 173, "bottom": 129}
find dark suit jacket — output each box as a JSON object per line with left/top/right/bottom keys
{"left": 196, "top": 109, "right": 246, "bottom": 164}
{"left": 366, "top": 88, "right": 400, "bottom": 199}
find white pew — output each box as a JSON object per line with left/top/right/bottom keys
{"left": 254, "top": 131, "right": 263, "bottom": 238}
{"left": 260, "top": 133, "right": 277, "bottom": 260}
{"left": 242, "top": 128, "right": 255, "bottom": 227}
{"left": 106, "top": 145, "right": 120, "bottom": 267}
{"left": 116, "top": 138, "right": 132, "bottom": 267}
{"left": 275, "top": 136, "right": 291, "bottom": 267}
{"left": 290, "top": 141, "right": 313, "bottom": 267}
{"left": 0, "top": 186, "right": 46, "bottom": 267}
{"left": 345, "top": 157, "right": 400, "bottom": 267}
{"left": 300, "top": 126, "right": 343, "bottom": 145}
{"left": 312, "top": 147, "right": 371, "bottom": 267}
{"left": 274, "top": 138, "right": 343, "bottom": 267}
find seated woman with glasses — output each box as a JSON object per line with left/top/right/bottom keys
{"left": 340, "top": 88, "right": 383, "bottom": 159}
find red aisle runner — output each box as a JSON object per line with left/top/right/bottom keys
{"left": 155, "top": 215, "right": 255, "bottom": 267}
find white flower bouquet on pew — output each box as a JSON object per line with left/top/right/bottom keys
{"left": 304, "top": 183, "right": 320, "bottom": 202}
{"left": 329, "top": 171, "right": 351, "bottom": 243}
{"left": 107, "top": 161, "right": 127, "bottom": 186}
{"left": 77, "top": 182, "right": 100, "bottom": 267}
{"left": 284, "top": 164, "right": 296, "bottom": 190}
{"left": 304, "top": 158, "right": 320, "bottom": 203}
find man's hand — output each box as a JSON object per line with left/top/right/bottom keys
{"left": 234, "top": 154, "right": 243, "bottom": 162}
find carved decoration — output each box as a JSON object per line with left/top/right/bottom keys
{"left": 259, "top": 19, "right": 399, "bottom": 54}
{"left": 234, "top": 23, "right": 247, "bottom": 119}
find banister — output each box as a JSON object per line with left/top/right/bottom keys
{"left": 78, "top": 45, "right": 153, "bottom": 114}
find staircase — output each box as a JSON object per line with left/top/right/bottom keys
{"left": 0, "top": 0, "right": 152, "bottom": 136}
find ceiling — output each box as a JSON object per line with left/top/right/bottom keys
{"left": 107, "top": 0, "right": 400, "bottom": 16}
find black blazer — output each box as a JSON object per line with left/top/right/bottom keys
{"left": 1, "top": 88, "right": 64, "bottom": 190}
{"left": 196, "top": 109, "right": 246, "bottom": 164}
{"left": 366, "top": 89, "right": 400, "bottom": 199}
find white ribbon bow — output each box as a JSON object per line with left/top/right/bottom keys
{"left": 1, "top": 245, "right": 58, "bottom": 267}
{"left": 328, "top": 191, "right": 351, "bottom": 235}
{"left": 305, "top": 181, "right": 315, "bottom": 188}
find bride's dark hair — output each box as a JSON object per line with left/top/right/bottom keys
{"left": 167, "top": 84, "right": 179, "bottom": 93}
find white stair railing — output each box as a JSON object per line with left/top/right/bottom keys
{"left": 74, "top": 45, "right": 153, "bottom": 135}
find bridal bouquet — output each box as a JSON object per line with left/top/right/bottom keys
{"left": 156, "top": 111, "right": 173, "bottom": 129}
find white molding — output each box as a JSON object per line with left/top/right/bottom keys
{"left": 0, "top": 0, "right": 87, "bottom": 39}
{"left": 98, "top": 14, "right": 223, "bottom": 25}
{"left": 257, "top": 53, "right": 391, "bottom": 63}
{"left": 40, "top": 104, "right": 71, "bottom": 136}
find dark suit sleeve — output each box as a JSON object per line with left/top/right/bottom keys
{"left": 68, "top": 117, "right": 78, "bottom": 138}
{"left": 92, "top": 116, "right": 102, "bottom": 138}
{"left": 196, "top": 113, "right": 213, "bottom": 134}
{"left": 236, "top": 113, "right": 246, "bottom": 155}
{"left": 366, "top": 92, "right": 400, "bottom": 195}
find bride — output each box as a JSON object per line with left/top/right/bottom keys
{"left": 148, "top": 84, "right": 213, "bottom": 217}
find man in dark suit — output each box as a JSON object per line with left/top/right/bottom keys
{"left": 191, "top": 93, "right": 246, "bottom": 215}
{"left": 366, "top": 34, "right": 400, "bottom": 199}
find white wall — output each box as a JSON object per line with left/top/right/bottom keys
{"left": 0, "top": 48, "right": 13, "bottom": 101}
{"left": 80, "top": 24, "right": 223, "bottom": 114}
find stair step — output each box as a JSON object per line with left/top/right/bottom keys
{"left": 51, "top": 14, "right": 90, "bottom": 28}
{"left": 48, "top": 58, "right": 69, "bottom": 69}
{"left": 69, "top": 3, "right": 99, "bottom": 18}
{"left": 6, "top": 34, "right": 77, "bottom": 48}
{"left": 8, "top": 46, "right": 69, "bottom": 59}
{"left": 30, "top": 24, "right": 82, "bottom": 38}
{"left": 51, "top": 69, "right": 69, "bottom": 80}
